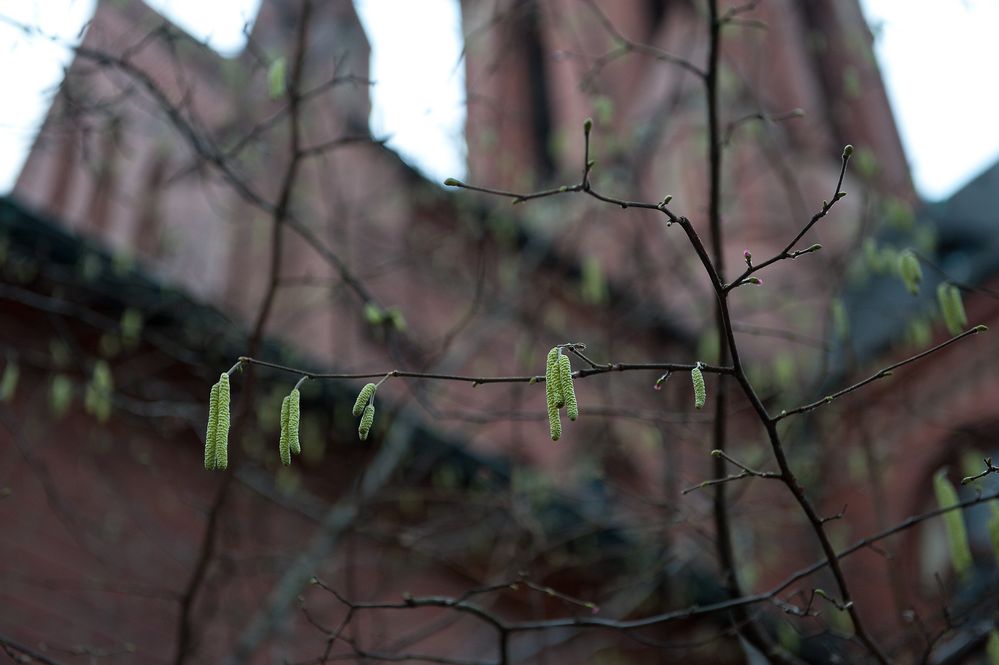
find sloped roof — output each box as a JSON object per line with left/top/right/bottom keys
{"left": 834, "top": 158, "right": 999, "bottom": 369}
{"left": 925, "top": 159, "right": 999, "bottom": 285}
{"left": 0, "top": 192, "right": 634, "bottom": 570}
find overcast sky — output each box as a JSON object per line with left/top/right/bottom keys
{"left": 0, "top": 0, "right": 997, "bottom": 202}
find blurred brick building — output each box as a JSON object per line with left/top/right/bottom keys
{"left": 2, "top": 0, "right": 998, "bottom": 663}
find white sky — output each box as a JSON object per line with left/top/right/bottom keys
{"left": 859, "top": 0, "right": 999, "bottom": 200}
{"left": 0, "top": 1, "right": 997, "bottom": 201}
{"left": 0, "top": 0, "right": 466, "bottom": 188}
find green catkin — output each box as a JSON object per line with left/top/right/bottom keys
{"left": 558, "top": 354, "right": 578, "bottom": 421}
{"left": 545, "top": 347, "right": 563, "bottom": 440}
{"left": 358, "top": 403, "right": 375, "bottom": 441}
{"left": 949, "top": 284, "right": 968, "bottom": 330}
{"left": 85, "top": 361, "right": 113, "bottom": 422}
{"left": 938, "top": 282, "right": 968, "bottom": 335}
{"left": 691, "top": 364, "right": 706, "bottom": 410}
{"left": 933, "top": 470, "right": 972, "bottom": 580}
{"left": 50, "top": 375, "right": 72, "bottom": 417}
{"left": 353, "top": 382, "right": 377, "bottom": 417}
{"left": 987, "top": 630, "right": 999, "bottom": 665}
{"left": 898, "top": 250, "right": 922, "bottom": 295}
{"left": 215, "top": 373, "right": 230, "bottom": 470}
{"left": 988, "top": 504, "right": 999, "bottom": 568}
{"left": 546, "top": 346, "right": 563, "bottom": 409}
{"left": 279, "top": 394, "right": 291, "bottom": 466}
{"left": 288, "top": 389, "right": 301, "bottom": 455}
{"left": 205, "top": 381, "right": 220, "bottom": 470}
{"left": 0, "top": 361, "right": 18, "bottom": 402}
{"left": 268, "top": 56, "right": 286, "bottom": 99}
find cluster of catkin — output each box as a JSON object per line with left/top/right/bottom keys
{"left": 896, "top": 248, "right": 969, "bottom": 337}
{"left": 353, "top": 383, "right": 377, "bottom": 441}
{"left": 207, "top": 352, "right": 719, "bottom": 467}
{"left": 204, "top": 373, "right": 231, "bottom": 470}
{"left": 205, "top": 375, "right": 384, "bottom": 471}
{"left": 273, "top": 380, "right": 377, "bottom": 466}
{"left": 545, "top": 347, "right": 578, "bottom": 441}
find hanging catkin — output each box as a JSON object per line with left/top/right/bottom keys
{"left": 279, "top": 394, "right": 292, "bottom": 466}
{"left": 0, "top": 361, "right": 18, "bottom": 402}
{"left": 353, "top": 383, "right": 377, "bottom": 416}
{"left": 288, "top": 388, "right": 301, "bottom": 455}
{"left": 215, "top": 373, "right": 230, "bottom": 470}
{"left": 933, "top": 470, "right": 972, "bottom": 580}
{"left": 988, "top": 504, "right": 999, "bottom": 569}
{"left": 359, "top": 403, "right": 375, "bottom": 441}
{"left": 937, "top": 282, "right": 968, "bottom": 335}
{"left": 558, "top": 354, "right": 578, "bottom": 421}
{"left": 898, "top": 250, "right": 922, "bottom": 295}
{"left": 545, "top": 347, "right": 563, "bottom": 441}
{"left": 546, "top": 347, "right": 564, "bottom": 409}
{"left": 691, "top": 364, "right": 706, "bottom": 410}
{"left": 205, "top": 380, "right": 221, "bottom": 470}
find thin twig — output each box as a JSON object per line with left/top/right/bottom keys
{"left": 0, "top": 635, "right": 68, "bottom": 665}
{"left": 961, "top": 457, "right": 999, "bottom": 485}
{"left": 776, "top": 325, "right": 988, "bottom": 422}
{"left": 236, "top": 355, "right": 733, "bottom": 385}
{"left": 723, "top": 147, "right": 852, "bottom": 293}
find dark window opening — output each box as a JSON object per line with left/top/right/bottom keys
{"left": 518, "top": 1, "right": 556, "bottom": 181}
